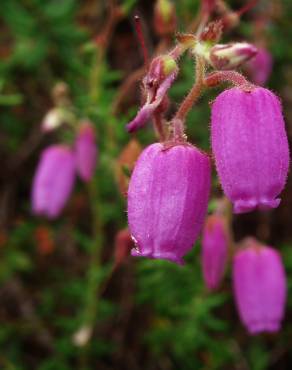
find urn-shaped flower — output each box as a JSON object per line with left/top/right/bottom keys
{"left": 75, "top": 122, "right": 98, "bottom": 182}
{"left": 233, "top": 238, "right": 287, "bottom": 334}
{"left": 127, "top": 143, "right": 211, "bottom": 264}
{"left": 201, "top": 214, "right": 229, "bottom": 290}
{"left": 211, "top": 86, "right": 289, "bottom": 213}
{"left": 32, "top": 145, "right": 75, "bottom": 219}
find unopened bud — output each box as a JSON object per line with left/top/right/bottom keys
{"left": 52, "top": 82, "right": 70, "bottom": 106}
{"left": 145, "top": 55, "right": 178, "bottom": 89}
{"left": 200, "top": 21, "right": 223, "bottom": 43}
{"left": 209, "top": 42, "right": 257, "bottom": 70}
{"left": 176, "top": 33, "right": 196, "bottom": 51}
{"left": 154, "top": 0, "right": 176, "bottom": 36}
{"left": 161, "top": 55, "right": 177, "bottom": 75}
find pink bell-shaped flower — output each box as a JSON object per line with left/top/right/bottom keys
{"left": 211, "top": 86, "right": 289, "bottom": 213}
{"left": 127, "top": 142, "right": 211, "bottom": 265}
{"left": 75, "top": 121, "right": 98, "bottom": 182}
{"left": 32, "top": 145, "right": 75, "bottom": 219}
{"left": 233, "top": 238, "right": 287, "bottom": 334}
{"left": 201, "top": 214, "right": 229, "bottom": 290}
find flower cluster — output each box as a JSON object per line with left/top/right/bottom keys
{"left": 125, "top": 9, "right": 289, "bottom": 334}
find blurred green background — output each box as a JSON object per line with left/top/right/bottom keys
{"left": 0, "top": 0, "right": 292, "bottom": 369}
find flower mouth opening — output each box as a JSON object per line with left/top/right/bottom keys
{"left": 131, "top": 248, "right": 184, "bottom": 265}
{"left": 233, "top": 198, "right": 281, "bottom": 214}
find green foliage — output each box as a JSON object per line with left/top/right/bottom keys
{"left": 135, "top": 249, "right": 232, "bottom": 369}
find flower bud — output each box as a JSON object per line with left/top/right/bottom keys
{"left": 211, "top": 86, "right": 289, "bottom": 214}
{"left": 32, "top": 145, "right": 76, "bottom": 219}
{"left": 154, "top": 0, "right": 176, "bottom": 36}
{"left": 233, "top": 238, "right": 287, "bottom": 334}
{"left": 144, "top": 55, "right": 178, "bottom": 90}
{"left": 209, "top": 42, "right": 257, "bottom": 70}
{"left": 246, "top": 47, "right": 273, "bottom": 86}
{"left": 126, "top": 56, "right": 178, "bottom": 133}
{"left": 75, "top": 121, "right": 98, "bottom": 182}
{"left": 201, "top": 214, "right": 229, "bottom": 290}
{"left": 127, "top": 143, "right": 211, "bottom": 264}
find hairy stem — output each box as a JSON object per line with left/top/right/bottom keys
{"left": 174, "top": 55, "right": 206, "bottom": 122}
{"left": 153, "top": 112, "right": 166, "bottom": 142}
{"left": 204, "top": 70, "right": 253, "bottom": 90}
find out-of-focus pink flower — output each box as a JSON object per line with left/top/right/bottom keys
{"left": 233, "top": 238, "right": 287, "bottom": 334}
{"left": 246, "top": 47, "right": 273, "bottom": 86}
{"left": 75, "top": 121, "right": 98, "bottom": 182}
{"left": 201, "top": 214, "right": 229, "bottom": 290}
{"left": 127, "top": 143, "right": 211, "bottom": 265}
{"left": 211, "top": 86, "right": 289, "bottom": 214}
{"left": 32, "top": 145, "right": 75, "bottom": 219}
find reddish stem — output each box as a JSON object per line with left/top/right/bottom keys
{"left": 201, "top": 0, "right": 216, "bottom": 16}
{"left": 236, "top": 0, "right": 259, "bottom": 17}
{"left": 134, "top": 15, "right": 149, "bottom": 65}
{"left": 204, "top": 70, "right": 254, "bottom": 90}
{"left": 153, "top": 112, "right": 166, "bottom": 142}
{"left": 174, "top": 56, "right": 205, "bottom": 122}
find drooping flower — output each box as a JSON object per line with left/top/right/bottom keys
{"left": 233, "top": 238, "right": 287, "bottom": 334}
{"left": 126, "top": 55, "right": 178, "bottom": 133}
{"left": 201, "top": 214, "right": 229, "bottom": 290}
{"left": 75, "top": 121, "right": 98, "bottom": 182}
{"left": 211, "top": 86, "right": 289, "bottom": 213}
{"left": 32, "top": 145, "right": 75, "bottom": 219}
{"left": 127, "top": 143, "right": 211, "bottom": 264}
{"left": 246, "top": 47, "right": 273, "bottom": 86}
